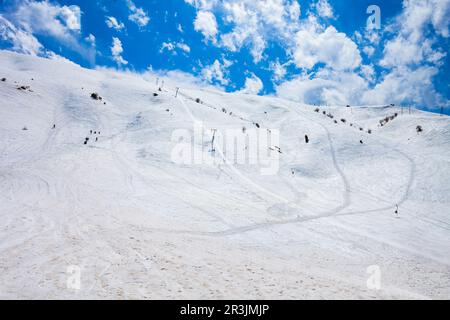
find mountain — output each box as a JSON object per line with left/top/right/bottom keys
{"left": 0, "top": 50, "right": 449, "bottom": 299}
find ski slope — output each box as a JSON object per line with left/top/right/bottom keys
{"left": 0, "top": 50, "right": 449, "bottom": 299}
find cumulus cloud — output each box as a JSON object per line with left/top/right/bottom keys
{"left": 313, "top": 0, "right": 334, "bottom": 18}
{"left": 85, "top": 33, "right": 96, "bottom": 46}
{"left": 0, "top": 15, "right": 43, "bottom": 56}
{"left": 275, "top": 0, "right": 449, "bottom": 111}
{"left": 361, "top": 66, "right": 446, "bottom": 108}
{"left": 14, "top": 1, "right": 82, "bottom": 36}
{"left": 371, "top": 0, "right": 449, "bottom": 109}
{"left": 239, "top": 73, "right": 264, "bottom": 94}
{"left": 0, "top": 13, "right": 85, "bottom": 65}
{"left": 194, "top": 11, "right": 218, "bottom": 42}
{"left": 0, "top": 1, "right": 95, "bottom": 63}
{"left": 276, "top": 68, "right": 367, "bottom": 106}
{"left": 201, "top": 59, "right": 232, "bottom": 85}
{"left": 293, "top": 25, "right": 362, "bottom": 71}
{"left": 186, "top": 0, "right": 304, "bottom": 64}
{"left": 269, "top": 59, "right": 288, "bottom": 82}
{"left": 106, "top": 16, "right": 125, "bottom": 31}
{"left": 111, "top": 37, "right": 128, "bottom": 66}
{"left": 59, "top": 5, "right": 81, "bottom": 30}
{"left": 126, "top": 0, "right": 150, "bottom": 27}
{"left": 381, "top": 0, "right": 448, "bottom": 68}
{"left": 160, "top": 41, "right": 191, "bottom": 55}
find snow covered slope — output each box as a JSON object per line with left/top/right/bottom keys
{"left": 0, "top": 50, "right": 449, "bottom": 299}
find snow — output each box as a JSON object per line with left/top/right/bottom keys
{"left": 0, "top": 50, "right": 449, "bottom": 299}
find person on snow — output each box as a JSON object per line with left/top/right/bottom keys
{"left": 305, "top": 135, "right": 309, "bottom": 144}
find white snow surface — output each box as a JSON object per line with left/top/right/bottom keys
{"left": 0, "top": 50, "right": 449, "bottom": 299}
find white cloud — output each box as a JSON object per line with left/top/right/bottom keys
{"left": 363, "top": 46, "right": 375, "bottom": 57}
{"left": 106, "top": 16, "right": 125, "bottom": 31}
{"left": 160, "top": 41, "right": 191, "bottom": 55}
{"left": 201, "top": 59, "right": 232, "bottom": 85}
{"left": 85, "top": 33, "right": 96, "bottom": 46}
{"left": 361, "top": 66, "right": 446, "bottom": 108}
{"left": 111, "top": 37, "right": 128, "bottom": 66}
{"left": 186, "top": 0, "right": 305, "bottom": 64}
{"left": 239, "top": 73, "right": 264, "bottom": 95}
{"left": 3, "top": 0, "right": 95, "bottom": 62}
{"left": 288, "top": 1, "right": 301, "bottom": 20}
{"left": 276, "top": 68, "right": 367, "bottom": 106}
{"left": 314, "top": 0, "right": 334, "bottom": 18}
{"left": 269, "top": 59, "right": 288, "bottom": 82}
{"left": 177, "top": 43, "right": 191, "bottom": 53}
{"left": 183, "top": 0, "right": 447, "bottom": 110}
{"left": 184, "top": 0, "right": 219, "bottom": 11}
{"left": 59, "top": 5, "right": 81, "bottom": 31}
{"left": 0, "top": 14, "right": 82, "bottom": 64}
{"left": 381, "top": 37, "right": 424, "bottom": 67}
{"left": 360, "top": 64, "right": 375, "bottom": 82}
{"left": 380, "top": 0, "right": 449, "bottom": 68}
{"left": 430, "top": 0, "right": 450, "bottom": 38}
{"left": 161, "top": 42, "right": 175, "bottom": 52}
{"left": 0, "top": 15, "right": 43, "bottom": 56}
{"left": 293, "top": 25, "right": 362, "bottom": 71}
{"left": 14, "top": 1, "right": 82, "bottom": 35}
{"left": 361, "top": 0, "right": 449, "bottom": 110}
{"left": 194, "top": 11, "right": 218, "bottom": 42}
{"left": 126, "top": 0, "right": 150, "bottom": 27}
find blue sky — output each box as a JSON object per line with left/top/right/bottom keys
{"left": 0, "top": 0, "right": 449, "bottom": 113}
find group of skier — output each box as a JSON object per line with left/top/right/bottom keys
{"left": 84, "top": 130, "right": 101, "bottom": 144}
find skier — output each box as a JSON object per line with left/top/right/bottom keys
{"left": 305, "top": 135, "right": 309, "bottom": 144}
{"left": 52, "top": 124, "right": 56, "bottom": 129}
{"left": 395, "top": 204, "right": 399, "bottom": 217}
{"left": 95, "top": 137, "right": 98, "bottom": 142}
{"left": 360, "top": 140, "right": 364, "bottom": 144}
